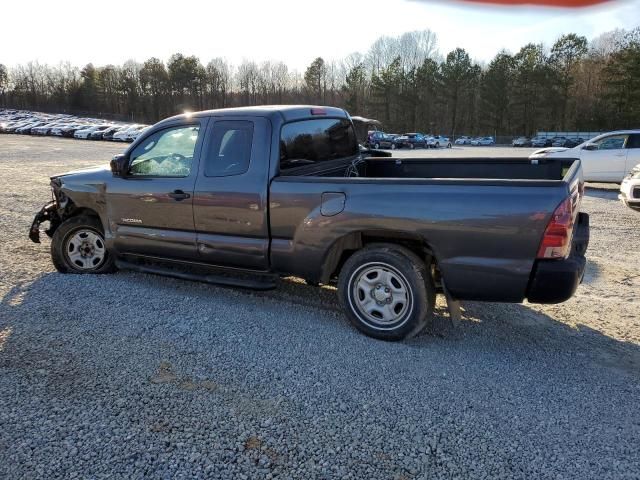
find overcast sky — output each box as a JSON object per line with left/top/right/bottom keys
{"left": 3, "top": 0, "right": 639, "bottom": 70}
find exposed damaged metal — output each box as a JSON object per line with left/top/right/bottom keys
{"left": 28, "top": 178, "right": 66, "bottom": 243}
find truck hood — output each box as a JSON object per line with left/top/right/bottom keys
{"left": 52, "top": 164, "right": 111, "bottom": 180}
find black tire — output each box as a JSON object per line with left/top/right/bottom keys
{"left": 51, "top": 215, "right": 116, "bottom": 274}
{"left": 374, "top": 142, "right": 380, "bottom": 149}
{"left": 338, "top": 244, "right": 435, "bottom": 341}
{"left": 391, "top": 143, "right": 396, "bottom": 150}
{"left": 409, "top": 143, "right": 415, "bottom": 149}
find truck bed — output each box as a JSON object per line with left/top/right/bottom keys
{"left": 269, "top": 156, "right": 583, "bottom": 303}
{"left": 361, "top": 157, "right": 576, "bottom": 182}
{"left": 303, "top": 157, "right": 579, "bottom": 183}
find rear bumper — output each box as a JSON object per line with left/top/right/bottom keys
{"left": 526, "top": 212, "right": 589, "bottom": 304}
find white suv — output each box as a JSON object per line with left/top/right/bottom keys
{"left": 620, "top": 164, "right": 640, "bottom": 212}
{"left": 531, "top": 130, "right": 640, "bottom": 183}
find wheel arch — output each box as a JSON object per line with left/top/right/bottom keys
{"left": 49, "top": 197, "right": 104, "bottom": 237}
{"left": 320, "top": 230, "right": 438, "bottom": 284}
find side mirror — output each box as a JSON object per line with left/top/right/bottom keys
{"left": 110, "top": 153, "right": 129, "bottom": 176}
{"left": 583, "top": 143, "right": 598, "bottom": 151}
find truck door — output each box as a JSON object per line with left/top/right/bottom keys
{"left": 193, "top": 117, "right": 271, "bottom": 270}
{"left": 107, "top": 120, "right": 206, "bottom": 259}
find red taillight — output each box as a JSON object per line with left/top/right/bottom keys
{"left": 537, "top": 197, "right": 575, "bottom": 259}
{"left": 310, "top": 108, "right": 326, "bottom": 115}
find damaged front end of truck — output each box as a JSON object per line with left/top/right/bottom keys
{"left": 29, "top": 177, "right": 67, "bottom": 243}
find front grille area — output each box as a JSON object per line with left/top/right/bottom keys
{"left": 633, "top": 186, "right": 640, "bottom": 200}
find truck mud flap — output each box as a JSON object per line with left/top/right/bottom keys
{"left": 572, "top": 212, "right": 589, "bottom": 257}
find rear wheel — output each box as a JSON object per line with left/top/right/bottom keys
{"left": 338, "top": 245, "right": 435, "bottom": 341}
{"left": 51, "top": 215, "right": 116, "bottom": 274}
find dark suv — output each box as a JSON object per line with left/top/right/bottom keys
{"left": 395, "top": 133, "right": 426, "bottom": 149}
{"left": 367, "top": 131, "right": 398, "bottom": 150}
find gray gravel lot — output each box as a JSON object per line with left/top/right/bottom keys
{"left": 1, "top": 136, "right": 639, "bottom": 479}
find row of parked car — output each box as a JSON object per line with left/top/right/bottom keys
{"left": 0, "top": 109, "right": 150, "bottom": 142}
{"left": 367, "top": 132, "right": 452, "bottom": 149}
{"left": 453, "top": 136, "right": 495, "bottom": 146}
{"left": 366, "top": 132, "right": 501, "bottom": 150}
{"left": 512, "top": 136, "right": 585, "bottom": 148}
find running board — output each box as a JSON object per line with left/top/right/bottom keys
{"left": 115, "top": 259, "right": 278, "bottom": 291}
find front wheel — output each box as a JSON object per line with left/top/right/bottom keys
{"left": 51, "top": 215, "right": 116, "bottom": 274}
{"left": 338, "top": 245, "right": 435, "bottom": 341}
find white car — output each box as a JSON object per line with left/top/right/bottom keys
{"left": 124, "top": 125, "right": 151, "bottom": 142}
{"left": 471, "top": 136, "right": 495, "bottom": 146}
{"left": 74, "top": 125, "right": 108, "bottom": 139}
{"left": 427, "top": 135, "right": 452, "bottom": 148}
{"left": 619, "top": 164, "right": 640, "bottom": 212}
{"left": 512, "top": 136, "right": 531, "bottom": 147}
{"left": 530, "top": 130, "right": 640, "bottom": 183}
{"left": 122, "top": 126, "right": 146, "bottom": 142}
{"left": 112, "top": 125, "right": 141, "bottom": 142}
{"left": 132, "top": 126, "right": 151, "bottom": 141}
{"left": 454, "top": 136, "right": 471, "bottom": 145}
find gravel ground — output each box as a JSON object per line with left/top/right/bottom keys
{"left": 1, "top": 135, "right": 639, "bottom": 479}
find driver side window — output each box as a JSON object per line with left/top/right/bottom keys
{"left": 595, "top": 134, "right": 628, "bottom": 150}
{"left": 129, "top": 125, "right": 200, "bottom": 177}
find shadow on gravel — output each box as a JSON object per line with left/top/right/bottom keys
{"left": 0, "top": 278, "right": 87, "bottom": 386}
{"left": 585, "top": 187, "right": 619, "bottom": 201}
{"left": 1, "top": 271, "right": 638, "bottom": 379}
{"left": 581, "top": 257, "right": 601, "bottom": 284}
{"left": 452, "top": 301, "right": 640, "bottom": 375}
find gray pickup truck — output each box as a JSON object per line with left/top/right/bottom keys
{"left": 30, "top": 106, "right": 589, "bottom": 340}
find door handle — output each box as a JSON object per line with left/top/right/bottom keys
{"left": 168, "top": 190, "right": 191, "bottom": 201}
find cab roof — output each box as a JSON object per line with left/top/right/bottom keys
{"left": 160, "top": 105, "right": 349, "bottom": 126}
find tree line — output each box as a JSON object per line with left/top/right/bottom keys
{"left": 0, "top": 28, "right": 638, "bottom": 136}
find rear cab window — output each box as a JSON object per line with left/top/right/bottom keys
{"left": 279, "top": 118, "right": 358, "bottom": 173}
